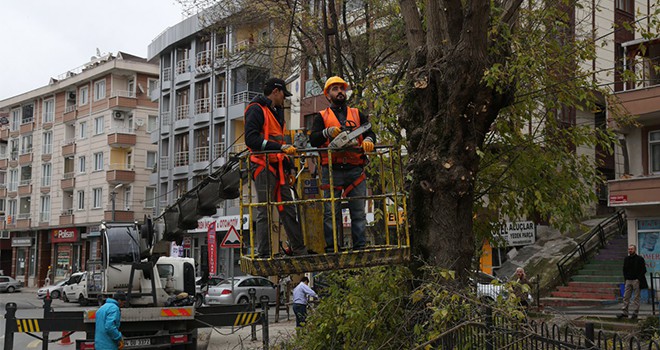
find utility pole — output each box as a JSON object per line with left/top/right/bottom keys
{"left": 111, "top": 183, "right": 123, "bottom": 221}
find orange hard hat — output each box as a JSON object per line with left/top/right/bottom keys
{"left": 323, "top": 76, "right": 349, "bottom": 96}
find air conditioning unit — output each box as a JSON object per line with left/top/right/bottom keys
{"left": 68, "top": 92, "right": 76, "bottom": 100}
{"left": 113, "top": 111, "right": 125, "bottom": 120}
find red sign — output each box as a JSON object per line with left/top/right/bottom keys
{"left": 610, "top": 194, "right": 628, "bottom": 204}
{"left": 207, "top": 222, "right": 217, "bottom": 276}
{"left": 52, "top": 228, "right": 79, "bottom": 243}
{"left": 220, "top": 226, "right": 241, "bottom": 248}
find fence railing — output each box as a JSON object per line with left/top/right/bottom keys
{"left": 557, "top": 210, "right": 626, "bottom": 285}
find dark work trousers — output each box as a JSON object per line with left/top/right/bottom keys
{"left": 321, "top": 166, "right": 366, "bottom": 250}
{"left": 293, "top": 303, "right": 308, "bottom": 327}
{"left": 252, "top": 163, "right": 304, "bottom": 256}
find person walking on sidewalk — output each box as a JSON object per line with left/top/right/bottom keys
{"left": 618, "top": 244, "right": 647, "bottom": 320}
{"left": 292, "top": 277, "right": 318, "bottom": 327}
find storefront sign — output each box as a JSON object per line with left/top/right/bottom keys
{"left": 638, "top": 220, "right": 660, "bottom": 281}
{"left": 11, "top": 237, "right": 32, "bottom": 247}
{"left": 190, "top": 215, "right": 249, "bottom": 233}
{"left": 496, "top": 221, "right": 536, "bottom": 246}
{"left": 52, "top": 228, "right": 79, "bottom": 243}
{"left": 207, "top": 222, "right": 217, "bottom": 276}
{"left": 609, "top": 194, "right": 628, "bottom": 204}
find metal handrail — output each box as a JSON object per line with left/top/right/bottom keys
{"left": 556, "top": 210, "right": 626, "bottom": 285}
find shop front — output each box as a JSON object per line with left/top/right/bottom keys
{"left": 186, "top": 214, "right": 249, "bottom": 277}
{"left": 50, "top": 227, "right": 82, "bottom": 284}
{"left": 11, "top": 234, "right": 36, "bottom": 286}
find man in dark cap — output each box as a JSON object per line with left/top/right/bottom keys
{"left": 95, "top": 291, "right": 126, "bottom": 349}
{"left": 244, "top": 78, "right": 307, "bottom": 258}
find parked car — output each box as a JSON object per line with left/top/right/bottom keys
{"left": 475, "top": 271, "right": 533, "bottom": 305}
{"left": 37, "top": 279, "right": 69, "bottom": 299}
{"left": 0, "top": 276, "right": 22, "bottom": 293}
{"left": 205, "top": 276, "right": 277, "bottom": 306}
{"left": 195, "top": 275, "right": 225, "bottom": 307}
{"left": 60, "top": 272, "right": 86, "bottom": 303}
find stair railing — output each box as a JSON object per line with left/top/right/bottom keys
{"left": 556, "top": 210, "right": 626, "bottom": 285}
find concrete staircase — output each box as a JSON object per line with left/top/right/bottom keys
{"left": 542, "top": 236, "right": 627, "bottom": 307}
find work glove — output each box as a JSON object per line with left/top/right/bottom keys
{"left": 118, "top": 338, "right": 125, "bottom": 349}
{"left": 362, "top": 138, "right": 375, "bottom": 153}
{"left": 281, "top": 144, "right": 297, "bottom": 155}
{"left": 324, "top": 126, "right": 341, "bottom": 139}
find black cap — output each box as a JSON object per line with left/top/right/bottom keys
{"left": 264, "top": 78, "right": 292, "bottom": 97}
{"left": 113, "top": 291, "right": 127, "bottom": 301}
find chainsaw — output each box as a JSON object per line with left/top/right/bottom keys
{"left": 328, "top": 122, "right": 372, "bottom": 149}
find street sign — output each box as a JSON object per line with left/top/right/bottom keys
{"left": 220, "top": 225, "right": 241, "bottom": 248}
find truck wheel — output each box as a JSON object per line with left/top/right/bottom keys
{"left": 195, "top": 294, "right": 203, "bottom": 308}
{"left": 79, "top": 295, "right": 89, "bottom": 306}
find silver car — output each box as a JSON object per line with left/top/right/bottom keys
{"left": 0, "top": 275, "right": 22, "bottom": 293}
{"left": 37, "top": 279, "right": 69, "bottom": 299}
{"left": 205, "top": 276, "right": 277, "bottom": 305}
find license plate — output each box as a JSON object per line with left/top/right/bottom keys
{"left": 124, "top": 338, "right": 151, "bottom": 347}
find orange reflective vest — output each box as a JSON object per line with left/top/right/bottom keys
{"left": 245, "top": 103, "right": 287, "bottom": 209}
{"left": 319, "top": 107, "right": 365, "bottom": 166}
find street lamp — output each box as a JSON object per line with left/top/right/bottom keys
{"left": 111, "top": 183, "right": 123, "bottom": 222}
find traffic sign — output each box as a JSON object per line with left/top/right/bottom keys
{"left": 220, "top": 225, "right": 241, "bottom": 248}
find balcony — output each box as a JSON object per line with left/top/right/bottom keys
{"left": 15, "top": 214, "right": 30, "bottom": 229}
{"left": 109, "top": 90, "right": 138, "bottom": 109}
{"left": 162, "top": 68, "right": 172, "bottom": 91}
{"left": 62, "top": 140, "right": 76, "bottom": 157}
{"left": 59, "top": 209, "right": 74, "bottom": 226}
{"left": 106, "top": 164, "right": 135, "bottom": 185}
{"left": 195, "top": 50, "right": 212, "bottom": 75}
{"left": 104, "top": 209, "right": 135, "bottom": 222}
{"left": 0, "top": 128, "right": 8, "bottom": 141}
{"left": 20, "top": 121, "right": 34, "bottom": 134}
{"left": 0, "top": 158, "right": 7, "bottom": 169}
{"left": 61, "top": 172, "right": 75, "bottom": 190}
{"left": 18, "top": 152, "right": 32, "bottom": 165}
{"left": 63, "top": 105, "right": 77, "bottom": 123}
{"left": 608, "top": 175, "right": 660, "bottom": 207}
{"left": 18, "top": 181, "right": 32, "bottom": 195}
{"left": 173, "top": 151, "right": 189, "bottom": 176}
{"left": 107, "top": 128, "right": 136, "bottom": 147}
{"left": 0, "top": 184, "right": 6, "bottom": 198}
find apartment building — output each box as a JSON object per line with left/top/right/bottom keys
{"left": 147, "top": 11, "right": 300, "bottom": 275}
{"left": 0, "top": 52, "right": 159, "bottom": 287}
{"left": 607, "top": 0, "right": 660, "bottom": 277}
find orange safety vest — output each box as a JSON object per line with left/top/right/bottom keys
{"left": 319, "top": 107, "right": 365, "bottom": 166}
{"left": 245, "top": 103, "right": 287, "bottom": 209}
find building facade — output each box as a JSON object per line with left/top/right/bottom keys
{"left": 0, "top": 52, "right": 159, "bottom": 287}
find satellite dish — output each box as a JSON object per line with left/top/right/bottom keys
{"left": 0, "top": 117, "right": 8, "bottom": 125}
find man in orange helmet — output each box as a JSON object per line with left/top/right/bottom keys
{"left": 310, "top": 76, "right": 376, "bottom": 252}
{"left": 245, "top": 78, "right": 306, "bottom": 258}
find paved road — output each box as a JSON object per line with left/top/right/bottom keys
{"left": 1, "top": 288, "right": 296, "bottom": 350}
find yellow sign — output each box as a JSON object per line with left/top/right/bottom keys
{"left": 387, "top": 210, "right": 405, "bottom": 225}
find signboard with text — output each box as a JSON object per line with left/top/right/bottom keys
{"left": 51, "top": 228, "right": 79, "bottom": 243}
{"left": 496, "top": 221, "right": 536, "bottom": 246}
{"left": 638, "top": 219, "right": 660, "bottom": 281}
{"left": 207, "top": 222, "right": 217, "bottom": 276}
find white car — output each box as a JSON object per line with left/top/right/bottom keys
{"left": 61, "top": 272, "right": 86, "bottom": 303}
{"left": 37, "top": 280, "right": 68, "bottom": 299}
{"left": 475, "top": 271, "right": 533, "bottom": 305}
{"left": 205, "top": 276, "right": 277, "bottom": 306}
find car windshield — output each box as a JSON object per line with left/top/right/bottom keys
{"left": 55, "top": 280, "right": 67, "bottom": 287}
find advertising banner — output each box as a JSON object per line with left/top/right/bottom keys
{"left": 51, "top": 228, "right": 79, "bottom": 243}
{"left": 207, "top": 222, "right": 217, "bottom": 276}
{"left": 638, "top": 219, "right": 660, "bottom": 279}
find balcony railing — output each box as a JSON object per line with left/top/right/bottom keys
{"left": 176, "top": 105, "right": 189, "bottom": 121}
{"left": 20, "top": 148, "right": 33, "bottom": 156}
{"left": 160, "top": 157, "right": 169, "bottom": 171}
{"left": 61, "top": 208, "right": 73, "bottom": 216}
{"left": 19, "top": 179, "right": 31, "bottom": 186}
{"left": 215, "top": 43, "right": 227, "bottom": 59}
{"left": 17, "top": 213, "right": 30, "bottom": 220}
{"left": 176, "top": 59, "right": 189, "bottom": 74}
{"left": 110, "top": 90, "right": 136, "bottom": 98}
{"left": 196, "top": 50, "right": 211, "bottom": 68}
{"left": 232, "top": 91, "right": 259, "bottom": 105}
{"left": 163, "top": 68, "right": 171, "bottom": 82}
{"left": 624, "top": 56, "right": 660, "bottom": 91}
{"left": 64, "top": 105, "right": 77, "bottom": 114}
{"left": 194, "top": 146, "right": 210, "bottom": 163}
{"left": 174, "top": 151, "right": 189, "bottom": 167}
{"left": 63, "top": 172, "right": 75, "bottom": 179}
{"left": 21, "top": 117, "right": 33, "bottom": 125}
{"left": 161, "top": 111, "right": 171, "bottom": 125}
{"left": 108, "top": 163, "right": 134, "bottom": 171}
{"left": 214, "top": 142, "right": 225, "bottom": 158}
{"left": 108, "top": 127, "right": 135, "bottom": 134}
{"left": 195, "top": 98, "right": 210, "bottom": 114}
{"left": 215, "top": 92, "right": 226, "bottom": 109}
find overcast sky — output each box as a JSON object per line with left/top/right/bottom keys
{"left": 0, "top": 1, "right": 187, "bottom": 100}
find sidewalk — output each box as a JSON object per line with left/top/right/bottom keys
{"left": 201, "top": 317, "right": 297, "bottom": 350}
{"left": 542, "top": 299, "right": 659, "bottom": 320}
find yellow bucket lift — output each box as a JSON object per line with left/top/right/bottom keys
{"left": 239, "top": 145, "right": 410, "bottom": 276}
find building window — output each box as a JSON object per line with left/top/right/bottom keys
{"left": 93, "top": 152, "right": 103, "bottom": 171}
{"left": 615, "top": 0, "right": 633, "bottom": 13}
{"left": 42, "top": 131, "right": 52, "bottom": 155}
{"left": 20, "top": 135, "right": 32, "bottom": 155}
{"left": 92, "top": 188, "right": 102, "bottom": 209}
{"left": 41, "top": 163, "right": 51, "bottom": 187}
{"left": 20, "top": 165, "right": 32, "bottom": 186}
{"left": 79, "top": 121, "right": 87, "bottom": 139}
{"left": 145, "top": 187, "right": 156, "bottom": 208}
{"left": 124, "top": 186, "right": 132, "bottom": 210}
{"left": 78, "top": 156, "right": 86, "bottom": 173}
{"left": 42, "top": 99, "right": 54, "bottom": 123}
{"left": 9, "top": 139, "right": 18, "bottom": 161}
{"left": 77, "top": 190, "right": 85, "bottom": 210}
{"left": 94, "top": 116, "right": 104, "bottom": 135}
{"left": 10, "top": 108, "right": 20, "bottom": 131}
{"left": 79, "top": 86, "right": 89, "bottom": 106}
{"left": 40, "top": 195, "right": 50, "bottom": 222}
{"left": 94, "top": 79, "right": 106, "bottom": 101}
{"left": 650, "top": 131, "right": 660, "bottom": 173}
{"left": 147, "top": 115, "right": 158, "bottom": 132}
{"left": 146, "top": 151, "right": 157, "bottom": 169}
{"left": 8, "top": 169, "right": 18, "bottom": 192}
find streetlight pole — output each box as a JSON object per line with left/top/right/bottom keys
{"left": 111, "top": 183, "right": 123, "bottom": 222}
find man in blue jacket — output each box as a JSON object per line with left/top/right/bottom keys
{"left": 95, "top": 291, "right": 126, "bottom": 349}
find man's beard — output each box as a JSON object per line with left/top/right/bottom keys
{"left": 331, "top": 95, "right": 346, "bottom": 106}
